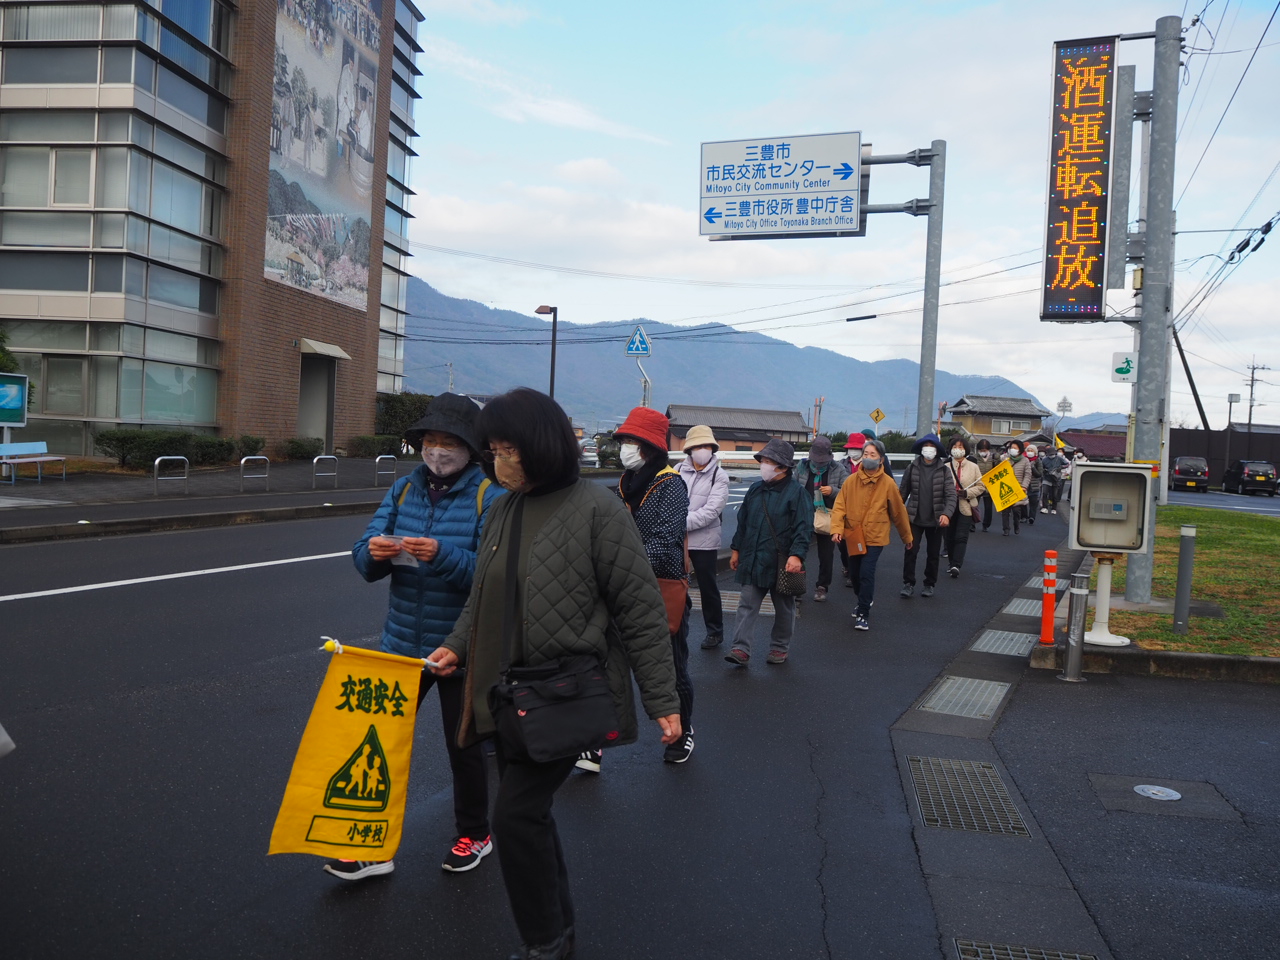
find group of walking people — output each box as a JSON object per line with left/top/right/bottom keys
{"left": 325, "top": 388, "right": 1086, "bottom": 959}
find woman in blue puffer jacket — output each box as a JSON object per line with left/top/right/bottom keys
{"left": 326, "top": 393, "right": 503, "bottom": 884}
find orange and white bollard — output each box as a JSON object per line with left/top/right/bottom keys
{"left": 1040, "top": 550, "right": 1058, "bottom": 645}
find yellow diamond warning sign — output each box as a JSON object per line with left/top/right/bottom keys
{"left": 981, "top": 460, "right": 1027, "bottom": 512}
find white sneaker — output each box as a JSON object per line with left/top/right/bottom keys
{"left": 1040, "top": 507, "right": 1049, "bottom": 514}
{"left": 575, "top": 749, "right": 602, "bottom": 773}
{"left": 323, "top": 859, "right": 395, "bottom": 881}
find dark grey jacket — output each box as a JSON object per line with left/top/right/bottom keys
{"left": 441, "top": 480, "right": 679, "bottom": 748}
{"left": 898, "top": 457, "right": 958, "bottom": 527}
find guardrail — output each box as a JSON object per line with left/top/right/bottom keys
{"left": 374, "top": 454, "right": 397, "bottom": 487}
{"left": 154, "top": 456, "right": 189, "bottom": 495}
{"left": 240, "top": 455, "right": 270, "bottom": 492}
{"left": 312, "top": 455, "right": 338, "bottom": 489}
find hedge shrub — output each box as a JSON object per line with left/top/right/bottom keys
{"left": 375, "top": 390, "right": 433, "bottom": 440}
{"left": 237, "top": 435, "right": 266, "bottom": 458}
{"left": 347, "top": 435, "right": 403, "bottom": 458}
{"left": 280, "top": 436, "right": 325, "bottom": 460}
{"left": 95, "top": 430, "right": 236, "bottom": 468}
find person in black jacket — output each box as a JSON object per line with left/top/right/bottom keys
{"left": 897, "top": 433, "right": 957, "bottom": 598}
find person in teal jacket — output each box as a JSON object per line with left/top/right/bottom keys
{"left": 727, "top": 438, "right": 813, "bottom": 666}
{"left": 326, "top": 393, "right": 502, "bottom": 883}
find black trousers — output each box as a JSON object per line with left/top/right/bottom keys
{"left": 688, "top": 548, "right": 723, "bottom": 639}
{"left": 1002, "top": 503, "right": 1025, "bottom": 533}
{"left": 902, "top": 523, "right": 943, "bottom": 586}
{"left": 980, "top": 492, "right": 995, "bottom": 530}
{"left": 944, "top": 512, "right": 974, "bottom": 569}
{"left": 672, "top": 604, "right": 694, "bottom": 725}
{"left": 1040, "top": 478, "right": 1060, "bottom": 510}
{"left": 418, "top": 671, "right": 490, "bottom": 838}
{"left": 810, "top": 531, "right": 849, "bottom": 588}
{"left": 492, "top": 740, "right": 578, "bottom": 946}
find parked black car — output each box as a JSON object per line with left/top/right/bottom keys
{"left": 1221, "top": 459, "right": 1278, "bottom": 496}
{"left": 1171, "top": 456, "right": 1210, "bottom": 492}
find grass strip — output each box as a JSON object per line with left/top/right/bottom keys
{"left": 1089, "top": 504, "right": 1280, "bottom": 657}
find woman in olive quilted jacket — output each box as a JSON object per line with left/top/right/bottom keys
{"left": 429, "top": 388, "right": 679, "bottom": 960}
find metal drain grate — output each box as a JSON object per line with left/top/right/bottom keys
{"left": 918, "top": 676, "right": 1010, "bottom": 719}
{"left": 970, "top": 630, "right": 1039, "bottom": 657}
{"left": 1002, "top": 597, "right": 1042, "bottom": 617}
{"left": 908, "top": 757, "right": 1031, "bottom": 836}
{"left": 955, "top": 939, "right": 1098, "bottom": 960}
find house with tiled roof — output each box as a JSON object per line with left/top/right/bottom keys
{"left": 665, "top": 404, "right": 810, "bottom": 452}
{"left": 944, "top": 395, "right": 1055, "bottom": 447}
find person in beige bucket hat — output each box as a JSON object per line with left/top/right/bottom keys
{"left": 677, "top": 425, "right": 729, "bottom": 650}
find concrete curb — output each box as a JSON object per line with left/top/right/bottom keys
{"left": 0, "top": 500, "right": 381, "bottom": 545}
{"left": 1029, "top": 552, "right": 1280, "bottom": 684}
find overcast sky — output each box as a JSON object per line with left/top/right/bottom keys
{"left": 404, "top": 0, "right": 1280, "bottom": 429}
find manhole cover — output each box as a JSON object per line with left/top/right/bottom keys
{"left": 1134, "top": 784, "right": 1182, "bottom": 801}
{"left": 918, "top": 676, "right": 1010, "bottom": 719}
{"left": 970, "top": 630, "right": 1038, "bottom": 657}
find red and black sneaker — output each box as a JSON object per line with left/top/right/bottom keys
{"left": 441, "top": 835, "right": 492, "bottom": 873}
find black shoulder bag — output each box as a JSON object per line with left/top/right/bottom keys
{"left": 763, "top": 494, "right": 807, "bottom": 597}
{"left": 486, "top": 497, "right": 618, "bottom": 762}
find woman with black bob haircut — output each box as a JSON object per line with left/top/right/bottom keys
{"left": 428, "top": 387, "right": 681, "bottom": 960}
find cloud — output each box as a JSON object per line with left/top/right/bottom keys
{"left": 421, "top": 37, "right": 668, "bottom": 144}
{"left": 413, "top": 0, "right": 531, "bottom": 25}
{"left": 554, "top": 158, "right": 625, "bottom": 186}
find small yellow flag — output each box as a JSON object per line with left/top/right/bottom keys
{"left": 1055, "top": 434, "right": 1066, "bottom": 449}
{"left": 269, "top": 645, "right": 423, "bottom": 860}
{"left": 981, "top": 460, "right": 1027, "bottom": 512}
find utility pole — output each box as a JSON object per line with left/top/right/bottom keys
{"left": 1125, "top": 15, "right": 1181, "bottom": 604}
{"left": 1246, "top": 360, "right": 1269, "bottom": 458}
{"left": 1224, "top": 392, "right": 1240, "bottom": 472}
{"left": 447, "top": 361, "right": 454, "bottom": 393}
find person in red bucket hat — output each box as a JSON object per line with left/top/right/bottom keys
{"left": 573, "top": 407, "right": 694, "bottom": 771}
{"left": 844, "top": 432, "right": 867, "bottom": 471}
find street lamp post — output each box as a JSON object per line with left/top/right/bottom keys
{"left": 535, "top": 305, "right": 558, "bottom": 399}
{"left": 1224, "top": 392, "right": 1241, "bottom": 474}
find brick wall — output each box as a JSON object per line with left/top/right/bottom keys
{"left": 216, "top": 0, "right": 395, "bottom": 450}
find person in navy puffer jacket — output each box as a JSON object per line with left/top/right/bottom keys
{"left": 326, "top": 393, "right": 503, "bottom": 884}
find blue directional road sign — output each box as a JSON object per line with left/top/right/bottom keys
{"left": 700, "top": 131, "right": 862, "bottom": 239}
{"left": 626, "top": 325, "right": 652, "bottom": 357}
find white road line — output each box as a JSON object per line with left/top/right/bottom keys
{"left": 0, "top": 551, "right": 349, "bottom": 603}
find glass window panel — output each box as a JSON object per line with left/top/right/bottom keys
{"left": 53, "top": 150, "right": 92, "bottom": 205}
{"left": 3, "top": 47, "right": 98, "bottom": 84}
{"left": 150, "top": 162, "right": 201, "bottom": 233}
{"left": 162, "top": 0, "right": 211, "bottom": 44}
{"left": 144, "top": 328, "right": 198, "bottom": 363}
{"left": 119, "top": 357, "right": 142, "bottom": 417}
{"left": 126, "top": 215, "right": 147, "bottom": 252}
{"left": 148, "top": 224, "right": 203, "bottom": 273}
{"left": 202, "top": 187, "right": 221, "bottom": 238}
{"left": 121, "top": 324, "right": 143, "bottom": 355}
{"left": 160, "top": 26, "right": 211, "bottom": 86}
{"left": 101, "top": 46, "right": 133, "bottom": 83}
{"left": 3, "top": 5, "right": 101, "bottom": 41}
{"left": 91, "top": 323, "right": 121, "bottom": 351}
{"left": 157, "top": 67, "right": 206, "bottom": 123}
{"left": 142, "top": 360, "right": 215, "bottom": 423}
{"left": 134, "top": 50, "right": 155, "bottom": 93}
{"left": 98, "top": 113, "right": 131, "bottom": 142}
{"left": 97, "top": 213, "right": 126, "bottom": 248}
{"left": 15, "top": 417, "right": 84, "bottom": 455}
{"left": 93, "top": 253, "right": 124, "bottom": 292}
{"left": 196, "top": 338, "right": 219, "bottom": 366}
{"left": 153, "top": 129, "right": 207, "bottom": 180}
{"left": 0, "top": 252, "right": 89, "bottom": 291}
{"left": 1, "top": 146, "right": 50, "bottom": 206}
{"left": 103, "top": 5, "right": 135, "bottom": 40}
{"left": 1, "top": 211, "right": 91, "bottom": 246}
{"left": 199, "top": 277, "right": 217, "bottom": 314}
{"left": 44, "top": 356, "right": 85, "bottom": 415}
{"left": 377, "top": 372, "right": 397, "bottom": 393}
{"left": 91, "top": 355, "right": 118, "bottom": 417}
{"left": 16, "top": 351, "right": 42, "bottom": 413}
{"left": 124, "top": 256, "right": 145, "bottom": 297}
{"left": 3, "top": 320, "right": 86, "bottom": 349}
{"left": 387, "top": 142, "right": 407, "bottom": 183}
{"left": 0, "top": 112, "right": 95, "bottom": 141}
{"left": 136, "top": 9, "right": 157, "bottom": 48}
{"left": 130, "top": 116, "right": 153, "bottom": 150}
{"left": 211, "top": 2, "right": 232, "bottom": 56}
{"left": 128, "top": 152, "right": 151, "bottom": 213}
{"left": 96, "top": 148, "right": 129, "bottom": 208}
{"left": 147, "top": 263, "right": 200, "bottom": 310}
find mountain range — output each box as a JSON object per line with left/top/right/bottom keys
{"left": 402, "top": 278, "right": 1120, "bottom": 435}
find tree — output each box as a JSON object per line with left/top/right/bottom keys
{"left": 878, "top": 430, "right": 915, "bottom": 453}
{"left": 375, "top": 390, "right": 434, "bottom": 442}
{"left": 823, "top": 430, "right": 849, "bottom": 449}
{"left": 0, "top": 324, "right": 20, "bottom": 374}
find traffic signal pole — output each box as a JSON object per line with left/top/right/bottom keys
{"left": 1125, "top": 15, "right": 1181, "bottom": 604}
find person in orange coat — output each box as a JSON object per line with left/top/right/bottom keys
{"left": 830, "top": 438, "right": 913, "bottom": 632}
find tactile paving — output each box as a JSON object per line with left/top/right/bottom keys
{"left": 908, "top": 756, "right": 1031, "bottom": 837}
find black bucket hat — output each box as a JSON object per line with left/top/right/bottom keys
{"left": 404, "top": 393, "right": 481, "bottom": 453}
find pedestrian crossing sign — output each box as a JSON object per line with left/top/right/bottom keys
{"left": 626, "top": 325, "right": 652, "bottom": 357}
{"left": 981, "top": 460, "right": 1026, "bottom": 512}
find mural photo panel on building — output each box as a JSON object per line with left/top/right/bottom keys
{"left": 265, "top": 0, "right": 381, "bottom": 310}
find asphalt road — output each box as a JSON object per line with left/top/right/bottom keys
{"left": 1167, "top": 488, "right": 1280, "bottom": 517}
{"left": 0, "top": 507, "right": 1077, "bottom": 959}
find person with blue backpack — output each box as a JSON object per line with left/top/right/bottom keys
{"left": 326, "top": 393, "right": 503, "bottom": 882}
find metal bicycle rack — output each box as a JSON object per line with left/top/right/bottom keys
{"left": 312, "top": 455, "right": 338, "bottom": 489}
{"left": 153, "top": 456, "right": 189, "bottom": 496}
{"left": 374, "top": 454, "right": 397, "bottom": 486}
{"left": 239, "top": 456, "right": 270, "bottom": 492}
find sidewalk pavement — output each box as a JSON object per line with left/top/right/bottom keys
{"left": 0, "top": 458, "right": 417, "bottom": 537}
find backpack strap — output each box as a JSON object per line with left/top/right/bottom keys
{"left": 475, "top": 477, "right": 492, "bottom": 517}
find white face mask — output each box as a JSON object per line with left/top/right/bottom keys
{"left": 422, "top": 446, "right": 470, "bottom": 477}
{"left": 952, "top": 448, "right": 966, "bottom": 459}
{"left": 980, "top": 451, "right": 991, "bottom": 460}
{"left": 847, "top": 450, "right": 863, "bottom": 461}
{"left": 691, "top": 448, "right": 714, "bottom": 467}
{"left": 759, "top": 461, "right": 783, "bottom": 482}
{"left": 619, "top": 442, "right": 645, "bottom": 471}
{"left": 921, "top": 445, "right": 937, "bottom": 461}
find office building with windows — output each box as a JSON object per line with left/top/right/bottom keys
{"left": 0, "top": 0, "right": 421, "bottom": 455}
